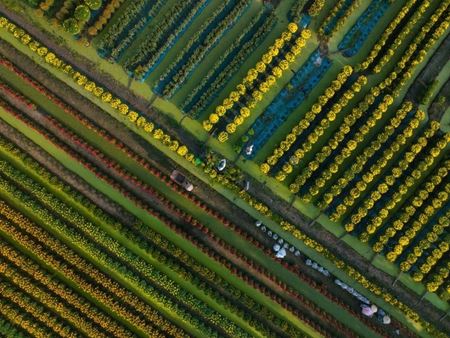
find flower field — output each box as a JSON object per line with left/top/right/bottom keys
{"left": 0, "top": 0, "right": 449, "bottom": 337}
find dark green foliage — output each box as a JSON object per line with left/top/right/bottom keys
{"left": 62, "top": 18, "right": 81, "bottom": 35}
{"left": 74, "top": 5, "right": 91, "bottom": 22}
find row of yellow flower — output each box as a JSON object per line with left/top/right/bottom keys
{"left": 339, "top": 121, "right": 441, "bottom": 230}
{"left": 424, "top": 259, "right": 450, "bottom": 294}
{"left": 0, "top": 297, "right": 48, "bottom": 338}
{"left": 261, "top": 66, "right": 356, "bottom": 177}
{"left": 371, "top": 160, "right": 449, "bottom": 258}
{"left": 316, "top": 102, "right": 417, "bottom": 211}
{"left": 308, "top": 0, "right": 326, "bottom": 16}
{"left": 384, "top": 182, "right": 450, "bottom": 264}
{"left": 204, "top": 22, "right": 311, "bottom": 142}
{"left": 0, "top": 170, "right": 185, "bottom": 337}
{"left": 377, "top": 5, "right": 450, "bottom": 97}
{"left": 356, "top": 129, "right": 448, "bottom": 242}
{"left": 361, "top": 138, "right": 448, "bottom": 243}
{"left": 0, "top": 229, "right": 126, "bottom": 338}
{"left": 329, "top": 112, "right": 423, "bottom": 223}
{"left": 0, "top": 253, "right": 106, "bottom": 337}
{"left": 0, "top": 237, "right": 164, "bottom": 337}
{"left": 275, "top": 0, "right": 449, "bottom": 195}
{"left": 360, "top": 0, "right": 428, "bottom": 72}
{"left": 328, "top": 17, "right": 449, "bottom": 219}
{"left": 318, "top": 0, "right": 359, "bottom": 37}
{"left": 301, "top": 93, "right": 403, "bottom": 202}
{"left": 290, "top": 90, "right": 393, "bottom": 195}
{"left": 0, "top": 281, "right": 74, "bottom": 338}
{"left": 310, "top": 9, "right": 449, "bottom": 218}
{"left": 397, "top": 188, "right": 450, "bottom": 287}
{"left": 0, "top": 16, "right": 194, "bottom": 163}
{"left": 399, "top": 209, "right": 449, "bottom": 275}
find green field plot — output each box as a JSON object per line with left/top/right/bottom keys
{"left": 0, "top": 0, "right": 449, "bottom": 337}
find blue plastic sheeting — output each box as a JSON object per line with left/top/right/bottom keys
{"left": 299, "top": 14, "right": 311, "bottom": 28}
{"left": 243, "top": 49, "right": 331, "bottom": 159}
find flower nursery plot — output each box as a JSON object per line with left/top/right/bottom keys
{"left": 0, "top": 0, "right": 449, "bottom": 337}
